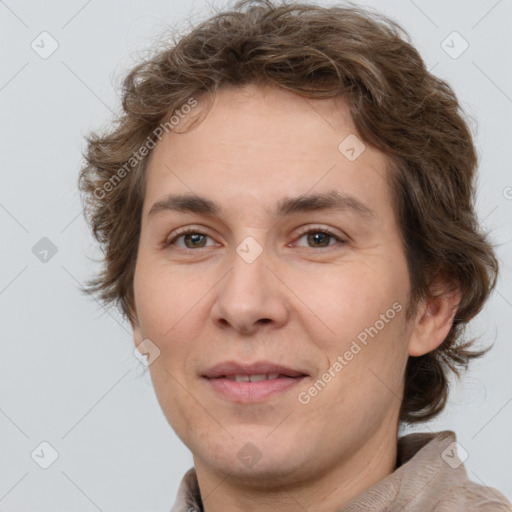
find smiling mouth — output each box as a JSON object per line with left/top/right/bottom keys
{"left": 218, "top": 373, "right": 290, "bottom": 381}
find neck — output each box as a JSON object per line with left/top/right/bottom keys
{"left": 193, "top": 423, "right": 399, "bottom": 512}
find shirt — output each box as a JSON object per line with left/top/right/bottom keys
{"left": 170, "top": 430, "right": 512, "bottom": 511}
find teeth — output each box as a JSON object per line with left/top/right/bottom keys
{"left": 248, "top": 374, "right": 267, "bottom": 382}
{"left": 224, "top": 373, "right": 282, "bottom": 382}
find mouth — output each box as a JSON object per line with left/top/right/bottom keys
{"left": 202, "top": 361, "right": 308, "bottom": 403}
{"left": 220, "top": 373, "right": 295, "bottom": 381}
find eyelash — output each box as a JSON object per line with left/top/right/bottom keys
{"left": 164, "top": 225, "right": 347, "bottom": 250}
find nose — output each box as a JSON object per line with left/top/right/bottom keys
{"left": 210, "top": 243, "right": 289, "bottom": 334}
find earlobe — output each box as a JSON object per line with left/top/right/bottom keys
{"left": 132, "top": 323, "right": 144, "bottom": 349}
{"left": 129, "top": 309, "right": 145, "bottom": 349}
{"left": 408, "top": 277, "right": 461, "bottom": 357}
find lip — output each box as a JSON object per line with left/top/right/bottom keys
{"left": 202, "top": 360, "right": 308, "bottom": 379}
{"left": 202, "top": 360, "right": 309, "bottom": 403}
{"left": 205, "top": 376, "right": 306, "bottom": 402}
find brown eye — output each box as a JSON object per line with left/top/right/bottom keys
{"left": 294, "top": 228, "right": 345, "bottom": 249}
{"left": 183, "top": 233, "right": 207, "bottom": 248}
{"left": 166, "top": 229, "right": 215, "bottom": 249}
{"left": 306, "top": 232, "right": 333, "bottom": 247}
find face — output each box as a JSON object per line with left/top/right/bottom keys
{"left": 131, "top": 84, "right": 419, "bottom": 485}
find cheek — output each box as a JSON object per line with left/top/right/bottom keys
{"left": 293, "top": 258, "right": 410, "bottom": 412}
{"left": 292, "top": 262, "right": 406, "bottom": 351}
{"left": 133, "top": 259, "right": 207, "bottom": 435}
{"left": 133, "top": 255, "right": 221, "bottom": 418}
{"left": 133, "top": 255, "right": 207, "bottom": 341}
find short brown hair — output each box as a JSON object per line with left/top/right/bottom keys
{"left": 78, "top": 0, "right": 499, "bottom": 423}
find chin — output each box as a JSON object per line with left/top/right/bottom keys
{"left": 194, "top": 430, "right": 312, "bottom": 481}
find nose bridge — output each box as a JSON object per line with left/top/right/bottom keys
{"left": 211, "top": 234, "right": 288, "bottom": 332}
{"left": 233, "top": 236, "right": 267, "bottom": 290}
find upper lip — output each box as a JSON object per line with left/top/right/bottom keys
{"left": 202, "top": 361, "right": 308, "bottom": 379}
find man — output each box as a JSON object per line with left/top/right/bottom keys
{"left": 79, "top": 0, "right": 511, "bottom": 510}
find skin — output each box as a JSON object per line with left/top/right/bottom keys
{"left": 130, "top": 84, "right": 460, "bottom": 512}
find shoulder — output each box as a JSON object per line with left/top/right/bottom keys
{"left": 395, "top": 430, "right": 511, "bottom": 511}
{"left": 432, "top": 481, "right": 512, "bottom": 511}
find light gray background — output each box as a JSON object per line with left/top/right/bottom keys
{"left": 1, "top": 0, "right": 511, "bottom": 510}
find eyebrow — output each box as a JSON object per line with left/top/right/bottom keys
{"left": 148, "top": 190, "right": 376, "bottom": 221}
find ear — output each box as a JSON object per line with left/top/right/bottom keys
{"left": 129, "top": 307, "right": 145, "bottom": 351}
{"left": 408, "top": 274, "right": 461, "bottom": 357}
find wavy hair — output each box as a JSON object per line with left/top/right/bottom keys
{"left": 78, "top": 0, "right": 499, "bottom": 423}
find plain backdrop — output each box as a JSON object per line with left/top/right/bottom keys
{"left": 1, "top": 0, "right": 511, "bottom": 510}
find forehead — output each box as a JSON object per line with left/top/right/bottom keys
{"left": 143, "top": 84, "right": 393, "bottom": 221}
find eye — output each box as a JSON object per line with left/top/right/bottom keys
{"left": 165, "top": 228, "right": 216, "bottom": 249}
{"left": 292, "top": 227, "right": 346, "bottom": 249}
{"left": 164, "top": 226, "right": 347, "bottom": 251}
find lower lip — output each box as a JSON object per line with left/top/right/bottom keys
{"left": 204, "top": 376, "right": 306, "bottom": 403}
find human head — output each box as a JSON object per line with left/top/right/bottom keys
{"left": 78, "top": 0, "right": 497, "bottom": 429}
